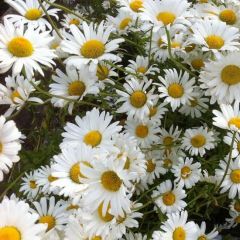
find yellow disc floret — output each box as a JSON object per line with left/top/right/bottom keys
{"left": 97, "top": 202, "right": 114, "bottom": 222}
{"left": 162, "top": 191, "right": 176, "bottom": 206}
{"left": 68, "top": 81, "right": 86, "bottom": 96}
{"left": 219, "top": 9, "right": 237, "bottom": 25}
{"left": 168, "top": 83, "right": 184, "bottom": 98}
{"left": 39, "top": 215, "right": 56, "bottom": 231}
{"left": 191, "top": 58, "right": 204, "bottom": 70}
{"left": 205, "top": 35, "right": 224, "bottom": 49}
{"left": 135, "top": 125, "right": 149, "bottom": 138}
{"left": 130, "top": 0, "right": 143, "bottom": 12}
{"left": 230, "top": 169, "right": 240, "bottom": 183}
{"left": 84, "top": 130, "right": 102, "bottom": 147}
{"left": 97, "top": 65, "right": 109, "bottom": 80}
{"left": 81, "top": 40, "right": 105, "bottom": 58}
{"left": 146, "top": 159, "right": 156, "bottom": 173}
{"left": 69, "top": 18, "right": 80, "bottom": 25}
{"left": 8, "top": 37, "right": 34, "bottom": 57}
{"left": 221, "top": 65, "right": 240, "bottom": 85}
{"left": 181, "top": 166, "right": 191, "bottom": 179}
{"left": 101, "top": 170, "right": 122, "bottom": 192}
{"left": 69, "top": 163, "right": 82, "bottom": 183}
{"left": 191, "top": 134, "right": 206, "bottom": 148}
{"left": 119, "top": 18, "right": 132, "bottom": 30}
{"left": 25, "top": 8, "right": 42, "bottom": 20}
{"left": 198, "top": 236, "right": 207, "bottom": 240}
{"left": 130, "top": 91, "right": 147, "bottom": 108}
{"left": 0, "top": 226, "right": 21, "bottom": 240}
{"left": 228, "top": 117, "right": 240, "bottom": 129}
{"left": 29, "top": 180, "right": 37, "bottom": 189}
{"left": 157, "top": 12, "right": 176, "bottom": 25}
{"left": 172, "top": 227, "right": 186, "bottom": 240}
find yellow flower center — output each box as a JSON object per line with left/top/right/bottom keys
{"left": 80, "top": 40, "right": 105, "bottom": 58}
{"left": 69, "top": 18, "right": 80, "bottom": 25}
{"left": 0, "top": 226, "right": 21, "bottom": 240}
{"left": 0, "top": 143, "right": 2, "bottom": 153}
{"left": 137, "top": 66, "right": 147, "bottom": 74}
{"left": 199, "top": 0, "right": 208, "bottom": 3}
{"left": 66, "top": 204, "right": 79, "bottom": 211}
{"left": 11, "top": 90, "right": 21, "bottom": 103}
{"left": 205, "top": 35, "right": 224, "bottom": 49}
{"left": 158, "top": 38, "right": 167, "bottom": 49}
{"left": 39, "top": 215, "right": 56, "bottom": 231}
{"left": 235, "top": 216, "right": 240, "bottom": 223}
{"left": 157, "top": 12, "right": 176, "bottom": 25}
{"left": 171, "top": 41, "right": 181, "bottom": 49}
{"left": 8, "top": 37, "right": 34, "bottom": 57}
{"left": 97, "top": 65, "right": 109, "bottom": 80}
{"left": 198, "top": 236, "right": 207, "bottom": 240}
{"left": 91, "top": 236, "right": 102, "bottom": 240}
{"left": 119, "top": 17, "right": 132, "bottom": 30}
{"left": 228, "top": 117, "right": 240, "bottom": 129}
{"left": 149, "top": 106, "right": 157, "bottom": 117}
{"left": 146, "top": 159, "right": 156, "bottom": 173}
{"left": 168, "top": 83, "right": 184, "bottom": 98}
{"left": 68, "top": 81, "right": 86, "bottom": 96}
{"left": 83, "top": 130, "right": 102, "bottom": 147}
{"left": 190, "top": 98, "right": 198, "bottom": 107}
{"left": 124, "top": 157, "right": 131, "bottom": 170}
{"left": 230, "top": 169, "right": 240, "bottom": 183}
{"left": 173, "top": 227, "right": 186, "bottom": 240}
{"left": 29, "top": 180, "right": 37, "bottom": 189}
{"left": 130, "top": 0, "right": 143, "bottom": 12}
{"left": 117, "top": 214, "right": 127, "bottom": 224}
{"left": 101, "top": 170, "right": 122, "bottom": 192}
{"left": 163, "top": 159, "right": 173, "bottom": 169}
{"left": 219, "top": 9, "right": 237, "bottom": 25}
{"left": 234, "top": 201, "right": 240, "bottom": 212}
{"left": 97, "top": 202, "right": 114, "bottom": 222}
{"left": 50, "top": 42, "right": 59, "bottom": 49}
{"left": 181, "top": 166, "right": 191, "bottom": 179}
{"left": 185, "top": 44, "right": 196, "bottom": 52}
{"left": 191, "top": 134, "right": 206, "bottom": 148}
{"left": 191, "top": 58, "right": 204, "bottom": 70}
{"left": 25, "top": 8, "right": 42, "bottom": 20}
{"left": 69, "top": 163, "right": 82, "bottom": 183}
{"left": 162, "top": 191, "right": 176, "bottom": 206}
{"left": 48, "top": 175, "right": 58, "bottom": 182}
{"left": 163, "top": 136, "right": 174, "bottom": 147}
{"left": 135, "top": 125, "right": 149, "bottom": 138}
{"left": 221, "top": 65, "right": 240, "bottom": 85}
{"left": 130, "top": 91, "right": 147, "bottom": 108}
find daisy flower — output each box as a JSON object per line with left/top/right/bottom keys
{"left": 200, "top": 52, "right": 240, "bottom": 104}
{"left": 179, "top": 87, "right": 209, "bottom": 118}
{"left": 158, "top": 150, "right": 180, "bottom": 174}
{"left": 125, "top": 56, "right": 159, "bottom": 80}
{"left": 31, "top": 197, "right": 68, "bottom": 233}
{"left": 61, "top": 21, "right": 124, "bottom": 70}
{"left": 147, "top": 100, "right": 168, "bottom": 124}
{"left": 183, "top": 50, "right": 208, "bottom": 71}
{"left": 0, "top": 74, "right": 43, "bottom": 117}
{"left": 215, "top": 158, "right": 240, "bottom": 199}
{"left": 196, "top": 221, "right": 219, "bottom": 240}
{"left": 124, "top": 118, "right": 160, "bottom": 148}
{"left": 190, "top": 19, "right": 240, "bottom": 54}
{"left": 0, "top": 19, "right": 56, "bottom": 78}
{"left": 172, "top": 157, "right": 201, "bottom": 189}
{"left": 50, "top": 145, "right": 96, "bottom": 197}
{"left": 230, "top": 199, "right": 240, "bottom": 213}
{"left": 224, "top": 131, "right": 240, "bottom": 158}
{"left": 80, "top": 155, "right": 135, "bottom": 217}
{"left": 116, "top": 78, "right": 157, "bottom": 119}
{"left": 152, "top": 180, "right": 187, "bottom": 214}
{"left": 61, "top": 12, "right": 83, "bottom": 29}
{"left": 116, "top": 0, "right": 144, "bottom": 14}
{"left": 19, "top": 171, "right": 40, "bottom": 199}
{"left": 0, "top": 197, "right": 46, "bottom": 240}
{"left": 107, "top": 10, "right": 136, "bottom": 34}
{"left": 153, "top": 210, "right": 197, "bottom": 239}
{"left": 49, "top": 65, "right": 99, "bottom": 114}
{"left": 212, "top": 102, "right": 240, "bottom": 132}
{"left": 157, "top": 68, "right": 196, "bottom": 111}
{"left": 141, "top": 0, "right": 191, "bottom": 31}
{"left": 181, "top": 127, "right": 215, "bottom": 157}
{"left": 0, "top": 116, "right": 21, "bottom": 181}
{"left": 4, "top": 0, "right": 60, "bottom": 30}
{"left": 225, "top": 210, "right": 240, "bottom": 228}
{"left": 61, "top": 108, "right": 122, "bottom": 150}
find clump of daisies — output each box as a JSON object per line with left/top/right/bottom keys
{"left": 2, "top": 0, "right": 240, "bottom": 239}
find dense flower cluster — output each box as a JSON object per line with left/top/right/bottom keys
{"left": 1, "top": 0, "right": 240, "bottom": 239}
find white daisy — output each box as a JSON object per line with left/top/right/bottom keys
{"left": 116, "top": 78, "right": 157, "bottom": 119}
{"left": 61, "top": 21, "right": 124, "bottom": 70}
{"left": 181, "top": 127, "right": 215, "bottom": 157}
{"left": 4, "top": 0, "right": 60, "bottom": 30}
{"left": 152, "top": 180, "right": 187, "bottom": 214}
{"left": 61, "top": 108, "right": 122, "bottom": 150}
{"left": 0, "top": 19, "right": 56, "bottom": 78}
{"left": 224, "top": 131, "right": 240, "bottom": 158}
{"left": 172, "top": 157, "right": 201, "bottom": 189}
{"left": 0, "top": 197, "right": 46, "bottom": 240}
{"left": 0, "top": 74, "right": 43, "bottom": 117}
{"left": 61, "top": 12, "right": 83, "bottom": 29}
{"left": 49, "top": 65, "right": 99, "bottom": 114}
{"left": 196, "top": 221, "right": 219, "bottom": 240}
{"left": 212, "top": 102, "right": 240, "bottom": 132}
{"left": 153, "top": 210, "right": 197, "bottom": 240}
{"left": 50, "top": 145, "right": 96, "bottom": 197}
{"left": 215, "top": 157, "right": 240, "bottom": 199}
{"left": 124, "top": 118, "right": 160, "bottom": 148}
{"left": 225, "top": 210, "right": 240, "bottom": 228}
{"left": 147, "top": 100, "right": 168, "bottom": 124}
{"left": 190, "top": 19, "right": 240, "bottom": 54}
{"left": 157, "top": 68, "right": 196, "bottom": 111}
{"left": 31, "top": 197, "right": 68, "bottom": 233}
{"left": 0, "top": 116, "right": 21, "bottom": 181}
{"left": 158, "top": 150, "right": 180, "bottom": 174}
{"left": 200, "top": 52, "right": 240, "bottom": 104}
